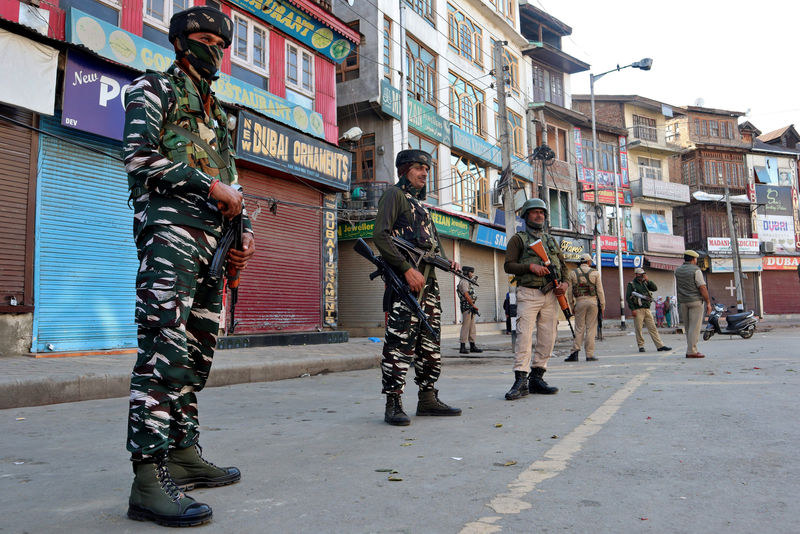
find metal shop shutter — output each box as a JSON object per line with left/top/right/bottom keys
{"left": 337, "top": 239, "right": 384, "bottom": 329}
{"left": 459, "top": 242, "right": 498, "bottom": 322}
{"left": 438, "top": 238, "right": 458, "bottom": 325}
{"left": 34, "top": 116, "right": 137, "bottom": 353}
{"left": 761, "top": 271, "right": 800, "bottom": 314}
{"left": 236, "top": 170, "right": 322, "bottom": 333}
{"left": 0, "top": 104, "right": 34, "bottom": 309}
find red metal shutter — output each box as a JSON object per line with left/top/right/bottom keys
{"left": 314, "top": 55, "right": 337, "bottom": 144}
{"left": 235, "top": 169, "right": 323, "bottom": 332}
{"left": 120, "top": 0, "right": 143, "bottom": 35}
{"left": 269, "top": 32, "right": 286, "bottom": 98}
{"left": 761, "top": 271, "right": 800, "bottom": 314}
{"left": 0, "top": 104, "right": 35, "bottom": 312}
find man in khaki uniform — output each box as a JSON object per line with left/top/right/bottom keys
{"left": 674, "top": 250, "right": 712, "bottom": 358}
{"left": 626, "top": 267, "right": 672, "bottom": 353}
{"left": 566, "top": 253, "right": 605, "bottom": 362}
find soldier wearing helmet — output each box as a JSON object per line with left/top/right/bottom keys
{"left": 502, "top": 198, "right": 567, "bottom": 400}
{"left": 123, "top": 6, "right": 254, "bottom": 527}
{"left": 565, "top": 253, "right": 605, "bottom": 362}
{"left": 373, "top": 149, "right": 462, "bottom": 426}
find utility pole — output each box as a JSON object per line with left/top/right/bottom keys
{"left": 537, "top": 110, "right": 548, "bottom": 206}
{"left": 613, "top": 152, "right": 626, "bottom": 329}
{"left": 725, "top": 181, "right": 745, "bottom": 311}
{"left": 590, "top": 74, "right": 602, "bottom": 281}
{"left": 493, "top": 40, "right": 514, "bottom": 245}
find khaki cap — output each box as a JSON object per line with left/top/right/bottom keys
{"left": 684, "top": 250, "right": 699, "bottom": 258}
{"left": 634, "top": 267, "right": 645, "bottom": 274}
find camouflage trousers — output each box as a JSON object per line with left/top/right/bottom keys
{"left": 381, "top": 277, "right": 442, "bottom": 394}
{"left": 127, "top": 224, "right": 223, "bottom": 461}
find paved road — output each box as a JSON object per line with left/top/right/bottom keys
{"left": 1, "top": 328, "right": 798, "bottom": 533}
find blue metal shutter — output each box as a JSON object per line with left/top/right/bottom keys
{"left": 32, "top": 116, "right": 138, "bottom": 353}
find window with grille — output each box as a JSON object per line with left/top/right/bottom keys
{"left": 549, "top": 189, "right": 571, "bottom": 229}
{"left": 632, "top": 114, "right": 657, "bottom": 142}
{"left": 531, "top": 63, "right": 563, "bottom": 106}
{"left": 406, "top": 37, "right": 437, "bottom": 106}
{"left": 144, "top": 0, "right": 190, "bottom": 30}
{"left": 232, "top": 14, "right": 268, "bottom": 76}
{"left": 336, "top": 21, "right": 359, "bottom": 82}
{"left": 351, "top": 134, "right": 375, "bottom": 182}
{"left": 450, "top": 155, "right": 488, "bottom": 217}
{"left": 638, "top": 157, "right": 662, "bottom": 180}
{"left": 449, "top": 71, "right": 485, "bottom": 137}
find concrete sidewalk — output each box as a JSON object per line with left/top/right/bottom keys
{"left": 1, "top": 316, "right": 795, "bottom": 410}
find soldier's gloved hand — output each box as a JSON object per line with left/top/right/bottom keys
{"left": 211, "top": 182, "right": 244, "bottom": 219}
{"left": 529, "top": 264, "right": 550, "bottom": 276}
{"left": 404, "top": 267, "right": 425, "bottom": 293}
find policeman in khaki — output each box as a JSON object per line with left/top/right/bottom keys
{"left": 626, "top": 267, "right": 671, "bottom": 353}
{"left": 123, "top": 6, "right": 255, "bottom": 527}
{"left": 566, "top": 253, "right": 605, "bottom": 362}
{"left": 675, "top": 249, "right": 712, "bottom": 358}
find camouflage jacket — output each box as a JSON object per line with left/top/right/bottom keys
{"left": 123, "top": 63, "right": 252, "bottom": 239}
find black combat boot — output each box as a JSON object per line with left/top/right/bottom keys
{"left": 168, "top": 444, "right": 241, "bottom": 491}
{"left": 528, "top": 367, "right": 558, "bottom": 394}
{"left": 416, "top": 389, "right": 462, "bottom": 416}
{"left": 459, "top": 343, "right": 469, "bottom": 354}
{"left": 504, "top": 371, "right": 528, "bottom": 400}
{"left": 128, "top": 456, "right": 213, "bottom": 527}
{"left": 469, "top": 342, "right": 483, "bottom": 353}
{"left": 385, "top": 393, "right": 411, "bottom": 426}
{"left": 565, "top": 350, "right": 579, "bottom": 362}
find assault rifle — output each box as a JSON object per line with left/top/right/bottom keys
{"left": 354, "top": 238, "right": 435, "bottom": 335}
{"left": 631, "top": 291, "right": 654, "bottom": 307}
{"left": 389, "top": 236, "right": 477, "bottom": 286}
{"left": 528, "top": 239, "right": 575, "bottom": 337}
{"left": 467, "top": 304, "right": 481, "bottom": 317}
{"left": 210, "top": 185, "right": 244, "bottom": 334}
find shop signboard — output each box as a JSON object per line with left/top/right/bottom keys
{"left": 431, "top": 210, "right": 470, "bottom": 239}
{"left": 710, "top": 257, "right": 763, "bottom": 273}
{"left": 237, "top": 111, "right": 351, "bottom": 191}
{"left": 450, "top": 124, "right": 500, "bottom": 168}
{"left": 560, "top": 237, "right": 588, "bottom": 261}
{"left": 473, "top": 225, "right": 507, "bottom": 250}
{"left": 380, "top": 79, "right": 451, "bottom": 145}
{"left": 762, "top": 256, "right": 800, "bottom": 270}
{"left": 707, "top": 237, "right": 759, "bottom": 255}
{"left": 338, "top": 220, "right": 375, "bottom": 240}
{"left": 66, "top": 9, "right": 325, "bottom": 139}
{"left": 322, "top": 195, "right": 337, "bottom": 327}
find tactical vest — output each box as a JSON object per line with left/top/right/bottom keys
{"left": 129, "top": 70, "right": 236, "bottom": 200}
{"left": 675, "top": 263, "right": 703, "bottom": 303}
{"left": 391, "top": 190, "right": 439, "bottom": 252}
{"left": 458, "top": 282, "right": 477, "bottom": 313}
{"left": 513, "top": 231, "right": 562, "bottom": 288}
{"left": 572, "top": 265, "right": 597, "bottom": 298}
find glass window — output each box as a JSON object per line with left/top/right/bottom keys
{"left": 632, "top": 115, "right": 657, "bottom": 142}
{"left": 450, "top": 154, "right": 488, "bottom": 218}
{"left": 549, "top": 189, "right": 571, "bottom": 229}
{"left": 494, "top": 101, "right": 524, "bottom": 157}
{"left": 638, "top": 157, "right": 662, "bottom": 180}
{"left": 448, "top": 5, "right": 482, "bottom": 66}
{"left": 286, "top": 42, "right": 314, "bottom": 98}
{"left": 449, "top": 71, "right": 485, "bottom": 138}
{"left": 351, "top": 134, "right": 375, "bottom": 183}
{"left": 408, "top": 133, "right": 439, "bottom": 199}
{"left": 232, "top": 14, "right": 268, "bottom": 76}
{"left": 403, "top": 0, "right": 434, "bottom": 26}
{"left": 383, "top": 17, "right": 392, "bottom": 79}
{"left": 144, "top": 0, "right": 190, "bottom": 30}
{"left": 406, "top": 37, "right": 436, "bottom": 106}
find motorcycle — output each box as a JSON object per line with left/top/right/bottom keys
{"left": 702, "top": 300, "right": 758, "bottom": 340}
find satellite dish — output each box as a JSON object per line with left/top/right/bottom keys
{"left": 694, "top": 97, "right": 705, "bottom": 107}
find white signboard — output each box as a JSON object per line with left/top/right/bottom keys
{"left": 707, "top": 237, "right": 759, "bottom": 255}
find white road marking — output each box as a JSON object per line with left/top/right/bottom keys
{"left": 460, "top": 368, "right": 654, "bottom": 534}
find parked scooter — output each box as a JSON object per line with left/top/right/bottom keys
{"left": 702, "top": 299, "right": 758, "bottom": 340}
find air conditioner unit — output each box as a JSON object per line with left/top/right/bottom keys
{"left": 491, "top": 187, "right": 503, "bottom": 207}
{"left": 760, "top": 241, "right": 774, "bottom": 254}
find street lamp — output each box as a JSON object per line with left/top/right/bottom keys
{"left": 589, "top": 57, "right": 653, "bottom": 330}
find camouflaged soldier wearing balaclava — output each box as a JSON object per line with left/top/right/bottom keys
{"left": 169, "top": 6, "right": 233, "bottom": 80}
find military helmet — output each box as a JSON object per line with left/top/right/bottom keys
{"left": 169, "top": 6, "right": 234, "bottom": 48}
{"left": 519, "top": 197, "right": 548, "bottom": 217}
{"left": 395, "top": 149, "right": 432, "bottom": 168}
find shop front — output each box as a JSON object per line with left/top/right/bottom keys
{"left": 760, "top": 256, "right": 800, "bottom": 314}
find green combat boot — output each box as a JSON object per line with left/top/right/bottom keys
{"left": 385, "top": 393, "right": 411, "bottom": 426}
{"left": 127, "top": 457, "right": 213, "bottom": 527}
{"left": 168, "top": 444, "right": 241, "bottom": 491}
{"left": 528, "top": 367, "right": 558, "bottom": 394}
{"left": 416, "top": 389, "right": 462, "bottom": 416}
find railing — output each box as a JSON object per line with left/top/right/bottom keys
{"left": 341, "top": 181, "right": 391, "bottom": 213}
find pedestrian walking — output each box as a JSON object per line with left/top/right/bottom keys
{"left": 502, "top": 198, "right": 566, "bottom": 400}
{"left": 566, "top": 253, "right": 605, "bottom": 362}
{"left": 373, "top": 149, "right": 461, "bottom": 426}
{"left": 123, "top": 6, "right": 255, "bottom": 527}
{"left": 675, "top": 250, "right": 712, "bottom": 358}
{"left": 664, "top": 296, "right": 673, "bottom": 327}
{"left": 458, "top": 267, "right": 483, "bottom": 354}
{"left": 626, "top": 268, "right": 671, "bottom": 353}
{"left": 655, "top": 296, "right": 666, "bottom": 327}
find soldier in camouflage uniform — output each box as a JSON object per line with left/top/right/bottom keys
{"left": 457, "top": 266, "right": 483, "bottom": 354}
{"left": 122, "top": 6, "right": 255, "bottom": 527}
{"left": 373, "top": 149, "right": 462, "bottom": 426}
{"left": 503, "top": 198, "right": 567, "bottom": 400}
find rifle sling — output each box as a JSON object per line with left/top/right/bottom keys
{"left": 165, "top": 123, "right": 233, "bottom": 184}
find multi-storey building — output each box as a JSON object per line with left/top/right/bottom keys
{"left": 742, "top": 124, "right": 800, "bottom": 314}
{"left": 571, "top": 94, "right": 690, "bottom": 303}
{"left": 666, "top": 106, "right": 762, "bottom": 313}
{"left": 0, "top": 0, "right": 358, "bottom": 355}
{"left": 333, "top": 0, "right": 535, "bottom": 335}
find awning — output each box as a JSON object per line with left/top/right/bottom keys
{"left": 645, "top": 255, "right": 684, "bottom": 271}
